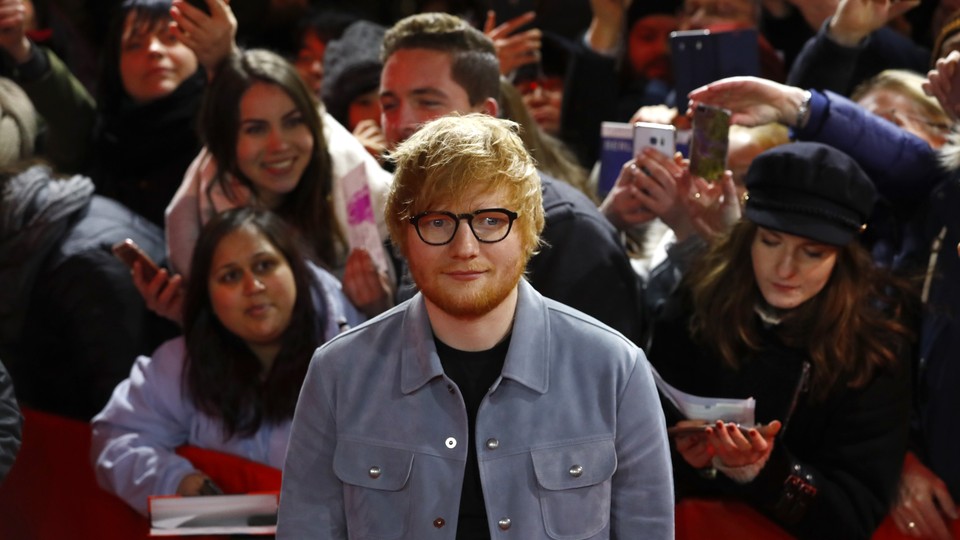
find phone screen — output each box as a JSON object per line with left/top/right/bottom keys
{"left": 689, "top": 104, "right": 730, "bottom": 183}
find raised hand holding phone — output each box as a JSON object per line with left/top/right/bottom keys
{"left": 169, "top": 0, "right": 237, "bottom": 75}
{"left": 113, "top": 239, "right": 185, "bottom": 325}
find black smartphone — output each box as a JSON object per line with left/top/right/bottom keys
{"left": 670, "top": 28, "right": 759, "bottom": 114}
{"left": 112, "top": 238, "right": 160, "bottom": 282}
{"left": 184, "top": 0, "right": 211, "bottom": 15}
{"left": 689, "top": 103, "right": 730, "bottom": 183}
{"left": 667, "top": 423, "right": 755, "bottom": 438}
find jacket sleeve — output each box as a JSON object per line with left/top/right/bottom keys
{"left": 798, "top": 89, "right": 945, "bottom": 205}
{"left": 610, "top": 349, "right": 676, "bottom": 539}
{"left": 10, "top": 45, "right": 96, "bottom": 173}
{"left": 276, "top": 349, "right": 347, "bottom": 539}
{"left": 788, "top": 22, "right": 928, "bottom": 96}
{"left": 165, "top": 150, "right": 211, "bottom": 278}
{"left": 90, "top": 340, "right": 199, "bottom": 516}
{"left": 0, "top": 359, "right": 22, "bottom": 484}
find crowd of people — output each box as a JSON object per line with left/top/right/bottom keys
{"left": 0, "top": 0, "right": 959, "bottom": 538}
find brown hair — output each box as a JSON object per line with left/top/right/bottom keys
{"left": 686, "top": 220, "right": 913, "bottom": 401}
{"left": 381, "top": 12, "right": 500, "bottom": 107}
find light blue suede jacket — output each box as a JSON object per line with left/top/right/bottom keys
{"left": 278, "top": 279, "right": 674, "bottom": 539}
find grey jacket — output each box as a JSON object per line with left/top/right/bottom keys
{"left": 278, "top": 279, "right": 674, "bottom": 539}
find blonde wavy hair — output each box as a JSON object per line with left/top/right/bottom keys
{"left": 386, "top": 114, "right": 545, "bottom": 260}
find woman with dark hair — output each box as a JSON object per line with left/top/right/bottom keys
{"left": 91, "top": 207, "right": 362, "bottom": 515}
{"left": 647, "top": 142, "right": 914, "bottom": 538}
{"left": 89, "top": 0, "right": 206, "bottom": 226}
{"left": 154, "top": 48, "right": 394, "bottom": 321}
{"left": 0, "top": 0, "right": 234, "bottom": 225}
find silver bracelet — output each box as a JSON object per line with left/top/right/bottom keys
{"left": 794, "top": 90, "right": 812, "bottom": 130}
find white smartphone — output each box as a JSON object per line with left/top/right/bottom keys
{"left": 633, "top": 122, "right": 677, "bottom": 159}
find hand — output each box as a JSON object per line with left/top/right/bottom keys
{"left": 342, "top": 248, "right": 394, "bottom": 318}
{"left": 706, "top": 419, "right": 781, "bottom": 469}
{"left": 828, "top": 0, "right": 919, "bottom": 47}
{"left": 0, "top": 0, "right": 31, "bottom": 63}
{"left": 352, "top": 119, "right": 388, "bottom": 163}
{"left": 634, "top": 148, "right": 699, "bottom": 241}
{"left": 176, "top": 472, "right": 217, "bottom": 496}
{"left": 483, "top": 10, "right": 542, "bottom": 76}
{"left": 599, "top": 153, "right": 662, "bottom": 232}
{"left": 924, "top": 50, "right": 960, "bottom": 123}
{"left": 688, "top": 76, "right": 807, "bottom": 127}
{"left": 170, "top": 0, "right": 237, "bottom": 76}
{"left": 674, "top": 420, "right": 715, "bottom": 469}
{"left": 891, "top": 452, "right": 959, "bottom": 540}
{"left": 586, "top": 0, "right": 632, "bottom": 52}
{"left": 132, "top": 263, "right": 185, "bottom": 326}
{"left": 682, "top": 170, "right": 741, "bottom": 239}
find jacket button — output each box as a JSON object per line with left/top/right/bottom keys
{"left": 368, "top": 466, "right": 381, "bottom": 479}
{"left": 445, "top": 437, "right": 457, "bottom": 449}
{"left": 433, "top": 517, "right": 445, "bottom": 528}
{"left": 485, "top": 438, "right": 499, "bottom": 450}
{"left": 498, "top": 517, "right": 512, "bottom": 530}
{"left": 569, "top": 464, "right": 583, "bottom": 477}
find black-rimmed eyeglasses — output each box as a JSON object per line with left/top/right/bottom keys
{"left": 409, "top": 208, "right": 519, "bottom": 246}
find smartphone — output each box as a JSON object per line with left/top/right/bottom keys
{"left": 667, "top": 423, "right": 754, "bottom": 438}
{"left": 633, "top": 122, "right": 677, "bottom": 159}
{"left": 183, "top": 0, "right": 211, "bottom": 15}
{"left": 689, "top": 103, "right": 731, "bottom": 183}
{"left": 112, "top": 238, "right": 160, "bottom": 282}
{"left": 670, "top": 28, "right": 759, "bottom": 114}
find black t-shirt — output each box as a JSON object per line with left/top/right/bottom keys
{"left": 435, "top": 334, "right": 510, "bottom": 540}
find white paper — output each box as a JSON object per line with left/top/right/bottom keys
{"left": 339, "top": 163, "right": 388, "bottom": 272}
{"left": 650, "top": 364, "right": 756, "bottom": 426}
{"left": 149, "top": 493, "right": 278, "bottom": 536}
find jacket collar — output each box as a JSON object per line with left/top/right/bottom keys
{"left": 399, "top": 279, "right": 550, "bottom": 395}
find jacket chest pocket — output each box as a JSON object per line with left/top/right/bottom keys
{"left": 334, "top": 440, "right": 414, "bottom": 540}
{"left": 531, "top": 439, "right": 617, "bottom": 540}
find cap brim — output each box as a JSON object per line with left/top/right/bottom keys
{"left": 745, "top": 207, "right": 856, "bottom": 246}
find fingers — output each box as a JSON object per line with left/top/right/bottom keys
{"left": 486, "top": 10, "right": 536, "bottom": 39}
{"left": 931, "top": 482, "right": 959, "bottom": 521}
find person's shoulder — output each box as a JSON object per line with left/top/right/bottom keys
{"left": 542, "top": 294, "right": 637, "bottom": 349}
{"left": 539, "top": 171, "right": 616, "bottom": 229}
{"left": 122, "top": 337, "right": 188, "bottom": 386}
{"left": 312, "top": 300, "right": 410, "bottom": 361}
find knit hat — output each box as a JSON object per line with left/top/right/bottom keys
{"left": 934, "top": 9, "right": 960, "bottom": 65}
{"left": 743, "top": 142, "right": 876, "bottom": 246}
{"left": 0, "top": 78, "right": 37, "bottom": 167}
{"left": 321, "top": 20, "right": 386, "bottom": 127}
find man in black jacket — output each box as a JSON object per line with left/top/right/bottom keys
{"left": 379, "top": 12, "right": 645, "bottom": 344}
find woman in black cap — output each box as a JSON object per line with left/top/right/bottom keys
{"left": 646, "top": 142, "right": 914, "bottom": 539}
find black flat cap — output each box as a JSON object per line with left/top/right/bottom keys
{"left": 743, "top": 142, "right": 876, "bottom": 246}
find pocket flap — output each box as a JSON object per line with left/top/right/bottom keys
{"left": 333, "top": 440, "right": 414, "bottom": 491}
{"left": 531, "top": 439, "right": 617, "bottom": 491}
